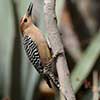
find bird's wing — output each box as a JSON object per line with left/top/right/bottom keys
{"left": 23, "top": 35, "right": 43, "bottom": 73}
{"left": 23, "top": 35, "right": 53, "bottom": 88}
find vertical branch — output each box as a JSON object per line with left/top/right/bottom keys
{"left": 44, "top": 0, "right": 76, "bottom": 100}
{"left": 60, "top": 2, "right": 82, "bottom": 62}
{"left": 93, "top": 71, "right": 99, "bottom": 100}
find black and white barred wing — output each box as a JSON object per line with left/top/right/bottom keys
{"left": 23, "top": 35, "right": 52, "bottom": 88}
{"left": 23, "top": 35, "right": 43, "bottom": 73}
{"left": 23, "top": 35, "right": 60, "bottom": 89}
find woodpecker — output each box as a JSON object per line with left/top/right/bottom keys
{"left": 19, "top": 2, "right": 61, "bottom": 90}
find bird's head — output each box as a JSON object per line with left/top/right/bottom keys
{"left": 20, "top": 2, "right": 33, "bottom": 34}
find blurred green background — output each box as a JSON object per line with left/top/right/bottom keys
{"left": 0, "top": 0, "right": 100, "bottom": 100}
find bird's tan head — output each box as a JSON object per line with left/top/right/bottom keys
{"left": 20, "top": 2, "right": 33, "bottom": 35}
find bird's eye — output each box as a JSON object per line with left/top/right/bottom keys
{"left": 24, "top": 18, "right": 27, "bottom": 22}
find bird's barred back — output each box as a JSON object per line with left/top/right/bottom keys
{"left": 23, "top": 35, "right": 43, "bottom": 73}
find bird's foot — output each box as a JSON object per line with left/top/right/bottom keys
{"left": 52, "top": 50, "right": 64, "bottom": 60}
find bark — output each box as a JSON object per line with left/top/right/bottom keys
{"left": 44, "top": 0, "right": 76, "bottom": 100}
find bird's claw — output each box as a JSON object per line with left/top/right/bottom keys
{"left": 52, "top": 50, "right": 64, "bottom": 59}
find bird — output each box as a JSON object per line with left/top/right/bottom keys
{"left": 19, "top": 2, "right": 61, "bottom": 90}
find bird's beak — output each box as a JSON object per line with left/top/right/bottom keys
{"left": 27, "top": 2, "right": 33, "bottom": 16}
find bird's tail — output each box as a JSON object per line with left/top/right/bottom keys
{"left": 49, "top": 73, "right": 67, "bottom": 100}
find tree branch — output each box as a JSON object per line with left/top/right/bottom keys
{"left": 44, "top": 0, "right": 76, "bottom": 100}
{"left": 93, "top": 71, "right": 99, "bottom": 100}
{"left": 60, "top": 4, "right": 82, "bottom": 62}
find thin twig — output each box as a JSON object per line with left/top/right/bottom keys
{"left": 44, "top": 0, "right": 76, "bottom": 100}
